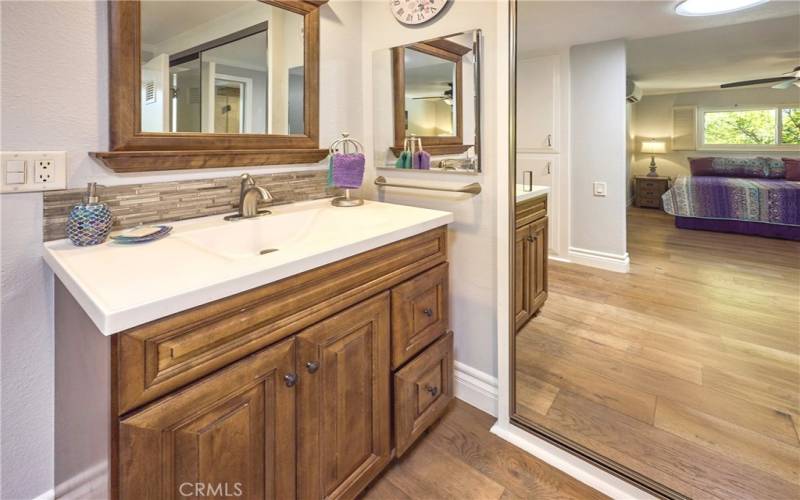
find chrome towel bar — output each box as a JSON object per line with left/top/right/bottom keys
{"left": 374, "top": 176, "right": 481, "bottom": 195}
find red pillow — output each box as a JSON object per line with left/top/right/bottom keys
{"left": 688, "top": 157, "right": 715, "bottom": 176}
{"left": 784, "top": 158, "right": 800, "bottom": 181}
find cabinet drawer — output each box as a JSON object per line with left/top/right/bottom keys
{"left": 640, "top": 189, "right": 662, "bottom": 197}
{"left": 515, "top": 196, "right": 547, "bottom": 228}
{"left": 390, "top": 263, "right": 449, "bottom": 368}
{"left": 638, "top": 196, "right": 662, "bottom": 208}
{"left": 638, "top": 180, "right": 664, "bottom": 190}
{"left": 394, "top": 331, "right": 454, "bottom": 457}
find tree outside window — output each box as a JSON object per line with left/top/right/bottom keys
{"left": 702, "top": 107, "right": 800, "bottom": 147}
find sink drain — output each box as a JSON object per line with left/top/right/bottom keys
{"left": 259, "top": 248, "right": 278, "bottom": 255}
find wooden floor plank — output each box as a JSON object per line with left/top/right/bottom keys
{"left": 514, "top": 208, "right": 800, "bottom": 500}
{"left": 653, "top": 398, "right": 800, "bottom": 485}
{"left": 364, "top": 401, "right": 607, "bottom": 500}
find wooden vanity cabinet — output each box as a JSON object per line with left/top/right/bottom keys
{"left": 111, "top": 227, "right": 453, "bottom": 500}
{"left": 514, "top": 196, "right": 548, "bottom": 331}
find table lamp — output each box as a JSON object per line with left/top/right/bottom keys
{"left": 641, "top": 140, "right": 666, "bottom": 177}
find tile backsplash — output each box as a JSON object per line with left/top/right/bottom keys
{"left": 43, "top": 170, "right": 339, "bottom": 241}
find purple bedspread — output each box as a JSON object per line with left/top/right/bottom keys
{"left": 662, "top": 176, "right": 800, "bottom": 226}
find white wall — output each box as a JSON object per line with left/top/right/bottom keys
{"left": 361, "top": 0, "right": 502, "bottom": 378}
{"left": 569, "top": 39, "right": 628, "bottom": 263}
{"left": 0, "top": 1, "right": 362, "bottom": 497}
{"left": 630, "top": 86, "right": 800, "bottom": 182}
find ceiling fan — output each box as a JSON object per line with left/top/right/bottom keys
{"left": 412, "top": 82, "right": 453, "bottom": 102}
{"left": 721, "top": 65, "right": 800, "bottom": 89}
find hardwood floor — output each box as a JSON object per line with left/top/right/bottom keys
{"left": 514, "top": 208, "right": 800, "bottom": 499}
{"left": 364, "top": 400, "right": 608, "bottom": 500}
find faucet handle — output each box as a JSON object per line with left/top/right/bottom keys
{"left": 240, "top": 173, "right": 256, "bottom": 187}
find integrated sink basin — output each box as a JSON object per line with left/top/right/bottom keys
{"left": 174, "top": 207, "right": 322, "bottom": 260}
{"left": 43, "top": 198, "right": 454, "bottom": 335}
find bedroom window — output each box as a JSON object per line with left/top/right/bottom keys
{"left": 700, "top": 106, "right": 800, "bottom": 149}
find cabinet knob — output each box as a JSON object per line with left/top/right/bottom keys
{"left": 306, "top": 361, "right": 319, "bottom": 374}
{"left": 423, "top": 308, "right": 434, "bottom": 317}
{"left": 526, "top": 235, "right": 536, "bottom": 242}
{"left": 284, "top": 373, "right": 298, "bottom": 387}
{"left": 424, "top": 384, "right": 439, "bottom": 397}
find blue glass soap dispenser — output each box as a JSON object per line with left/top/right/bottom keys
{"left": 66, "top": 182, "right": 113, "bottom": 246}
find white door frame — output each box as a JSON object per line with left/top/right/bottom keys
{"left": 214, "top": 73, "right": 254, "bottom": 133}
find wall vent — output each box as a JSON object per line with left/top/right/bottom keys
{"left": 143, "top": 80, "right": 156, "bottom": 104}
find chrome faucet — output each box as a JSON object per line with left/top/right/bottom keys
{"left": 225, "top": 174, "right": 273, "bottom": 221}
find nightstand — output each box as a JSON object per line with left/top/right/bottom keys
{"left": 634, "top": 176, "right": 671, "bottom": 209}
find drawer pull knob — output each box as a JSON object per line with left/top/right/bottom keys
{"left": 424, "top": 384, "right": 439, "bottom": 397}
{"left": 284, "top": 373, "right": 298, "bottom": 387}
{"left": 306, "top": 361, "right": 319, "bottom": 374}
{"left": 423, "top": 308, "right": 434, "bottom": 317}
{"left": 526, "top": 235, "right": 537, "bottom": 242}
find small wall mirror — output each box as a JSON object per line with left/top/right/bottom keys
{"left": 140, "top": 1, "right": 304, "bottom": 135}
{"left": 372, "top": 30, "right": 482, "bottom": 174}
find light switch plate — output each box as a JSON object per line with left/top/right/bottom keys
{"left": 1, "top": 151, "right": 67, "bottom": 193}
{"left": 593, "top": 181, "right": 607, "bottom": 197}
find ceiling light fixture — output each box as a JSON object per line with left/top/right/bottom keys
{"left": 675, "top": 0, "right": 770, "bottom": 16}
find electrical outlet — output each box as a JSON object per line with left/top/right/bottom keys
{"left": 34, "top": 159, "right": 55, "bottom": 183}
{"left": 593, "top": 181, "right": 607, "bottom": 197}
{"left": 1, "top": 151, "right": 67, "bottom": 193}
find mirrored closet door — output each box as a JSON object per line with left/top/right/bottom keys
{"left": 509, "top": 2, "right": 800, "bottom": 499}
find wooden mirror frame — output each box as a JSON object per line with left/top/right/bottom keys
{"left": 91, "top": 0, "right": 328, "bottom": 172}
{"left": 390, "top": 40, "right": 473, "bottom": 157}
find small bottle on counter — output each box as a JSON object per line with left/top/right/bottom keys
{"left": 66, "top": 182, "right": 112, "bottom": 246}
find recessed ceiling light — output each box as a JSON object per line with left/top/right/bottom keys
{"left": 675, "top": 0, "right": 770, "bottom": 16}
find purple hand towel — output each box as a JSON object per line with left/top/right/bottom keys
{"left": 332, "top": 153, "right": 365, "bottom": 189}
{"left": 417, "top": 151, "right": 431, "bottom": 170}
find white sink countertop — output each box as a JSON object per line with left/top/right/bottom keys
{"left": 44, "top": 199, "right": 454, "bottom": 336}
{"left": 516, "top": 184, "right": 550, "bottom": 203}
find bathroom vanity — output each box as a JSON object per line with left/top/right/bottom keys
{"left": 45, "top": 199, "right": 454, "bottom": 499}
{"left": 514, "top": 187, "right": 549, "bottom": 331}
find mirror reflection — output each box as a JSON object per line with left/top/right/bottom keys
{"left": 404, "top": 48, "right": 457, "bottom": 137}
{"left": 139, "top": 1, "right": 304, "bottom": 135}
{"left": 372, "top": 30, "right": 481, "bottom": 174}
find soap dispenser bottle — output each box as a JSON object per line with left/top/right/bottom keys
{"left": 66, "top": 182, "right": 112, "bottom": 246}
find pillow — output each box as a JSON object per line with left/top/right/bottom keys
{"left": 760, "top": 157, "right": 785, "bottom": 178}
{"left": 688, "top": 157, "right": 715, "bottom": 176}
{"left": 690, "top": 157, "right": 769, "bottom": 178}
{"left": 783, "top": 158, "right": 800, "bottom": 181}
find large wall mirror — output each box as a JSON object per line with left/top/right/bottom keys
{"left": 92, "top": 0, "right": 327, "bottom": 172}
{"left": 372, "top": 30, "right": 482, "bottom": 174}
{"left": 139, "top": 1, "right": 303, "bottom": 135}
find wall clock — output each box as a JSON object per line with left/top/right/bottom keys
{"left": 391, "top": 0, "right": 449, "bottom": 26}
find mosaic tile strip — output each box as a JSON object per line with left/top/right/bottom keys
{"left": 43, "top": 170, "right": 339, "bottom": 241}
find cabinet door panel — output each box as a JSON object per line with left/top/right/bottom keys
{"left": 118, "top": 338, "right": 296, "bottom": 500}
{"left": 530, "top": 217, "right": 549, "bottom": 313}
{"left": 514, "top": 224, "right": 533, "bottom": 330}
{"left": 297, "top": 292, "right": 392, "bottom": 500}
{"left": 516, "top": 55, "right": 558, "bottom": 151}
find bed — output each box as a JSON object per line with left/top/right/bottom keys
{"left": 662, "top": 176, "right": 800, "bottom": 240}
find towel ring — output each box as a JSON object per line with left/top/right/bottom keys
{"left": 329, "top": 132, "right": 365, "bottom": 207}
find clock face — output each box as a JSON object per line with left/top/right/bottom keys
{"left": 390, "top": 0, "right": 448, "bottom": 26}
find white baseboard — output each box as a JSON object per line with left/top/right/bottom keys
{"left": 567, "top": 246, "right": 630, "bottom": 273}
{"left": 34, "top": 461, "right": 108, "bottom": 500}
{"left": 454, "top": 361, "right": 498, "bottom": 417}
{"left": 547, "top": 255, "right": 571, "bottom": 264}
{"left": 490, "top": 422, "right": 655, "bottom": 500}
{"left": 33, "top": 489, "right": 54, "bottom": 500}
